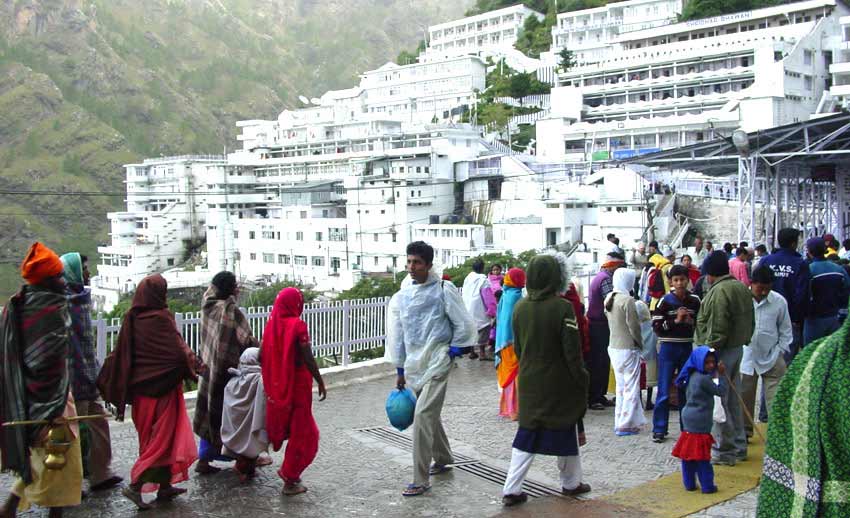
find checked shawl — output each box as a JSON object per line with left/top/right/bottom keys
{"left": 757, "top": 311, "right": 850, "bottom": 517}
{"left": 192, "top": 286, "right": 258, "bottom": 448}
{"left": 0, "top": 286, "right": 71, "bottom": 483}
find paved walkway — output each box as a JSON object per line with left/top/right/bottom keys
{"left": 1, "top": 360, "right": 760, "bottom": 517}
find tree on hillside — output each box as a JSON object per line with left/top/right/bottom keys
{"left": 337, "top": 273, "right": 407, "bottom": 300}
{"left": 680, "top": 0, "right": 782, "bottom": 21}
{"left": 397, "top": 40, "right": 427, "bottom": 65}
{"left": 558, "top": 47, "right": 576, "bottom": 72}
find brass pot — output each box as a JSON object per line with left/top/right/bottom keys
{"left": 43, "top": 425, "right": 71, "bottom": 470}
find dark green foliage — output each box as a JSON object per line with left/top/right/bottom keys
{"left": 397, "top": 40, "right": 427, "bottom": 65}
{"left": 680, "top": 0, "right": 783, "bottom": 21}
{"left": 443, "top": 250, "right": 537, "bottom": 288}
{"left": 338, "top": 275, "right": 403, "bottom": 300}
{"left": 242, "top": 281, "right": 319, "bottom": 308}
{"left": 558, "top": 47, "right": 576, "bottom": 71}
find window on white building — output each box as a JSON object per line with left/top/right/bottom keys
{"left": 167, "top": 258, "right": 174, "bottom": 266}
{"left": 233, "top": 230, "right": 239, "bottom": 239}
{"left": 296, "top": 231, "right": 304, "bottom": 241}
{"left": 263, "top": 253, "right": 274, "bottom": 264}
{"left": 294, "top": 255, "right": 307, "bottom": 265}
{"left": 315, "top": 232, "right": 323, "bottom": 241}
{"left": 331, "top": 257, "right": 341, "bottom": 270}
{"left": 312, "top": 256, "right": 325, "bottom": 267}
{"left": 804, "top": 75, "right": 813, "bottom": 90}
{"left": 278, "top": 254, "right": 287, "bottom": 264}
{"left": 249, "top": 231, "right": 256, "bottom": 239}
{"left": 374, "top": 257, "right": 379, "bottom": 266}
{"left": 250, "top": 253, "right": 257, "bottom": 261}
{"left": 804, "top": 50, "right": 813, "bottom": 66}
{"left": 300, "top": 211, "right": 307, "bottom": 219}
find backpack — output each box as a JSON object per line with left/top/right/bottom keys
{"left": 646, "top": 266, "right": 667, "bottom": 301}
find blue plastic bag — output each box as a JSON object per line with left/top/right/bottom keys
{"left": 386, "top": 387, "right": 417, "bottom": 431}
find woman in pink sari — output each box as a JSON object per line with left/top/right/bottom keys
{"left": 261, "top": 287, "right": 327, "bottom": 495}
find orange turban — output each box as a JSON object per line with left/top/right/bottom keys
{"left": 21, "top": 242, "right": 64, "bottom": 285}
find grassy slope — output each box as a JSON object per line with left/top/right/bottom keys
{"left": 0, "top": 0, "right": 471, "bottom": 297}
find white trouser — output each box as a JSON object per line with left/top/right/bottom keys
{"left": 502, "top": 448, "right": 582, "bottom": 495}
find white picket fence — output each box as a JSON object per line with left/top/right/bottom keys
{"left": 93, "top": 297, "right": 390, "bottom": 368}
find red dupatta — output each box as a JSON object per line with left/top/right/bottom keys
{"left": 562, "top": 283, "right": 591, "bottom": 359}
{"left": 261, "top": 287, "right": 310, "bottom": 451}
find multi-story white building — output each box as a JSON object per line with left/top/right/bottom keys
{"left": 424, "top": 5, "right": 544, "bottom": 62}
{"left": 544, "top": 0, "right": 682, "bottom": 66}
{"left": 237, "top": 56, "right": 486, "bottom": 154}
{"left": 829, "top": 15, "right": 850, "bottom": 107}
{"left": 92, "top": 155, "right": 241, "bottom": 306}
{"left": 537, "top": 0, "right": 848, "bottom": 161}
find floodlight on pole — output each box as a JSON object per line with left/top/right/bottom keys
{"left": 732, "top": 129, "right": 750, "bottom": 156}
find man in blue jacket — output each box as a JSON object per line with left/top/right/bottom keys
{"left": 757, "top": 228, "right": 809, "bottom": 362}
{"left": 803, "top": 237, "right": 850, "bottom": 346}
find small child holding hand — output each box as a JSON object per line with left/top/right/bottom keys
{"left": 671, "top": 346, "right": 727, "bottom": 494}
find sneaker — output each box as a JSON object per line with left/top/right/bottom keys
{"left": 502, "top": 493, "right": 528, "bottom": 507}
{"left": 652, "top": 433, "right": 665, "bottom": 443}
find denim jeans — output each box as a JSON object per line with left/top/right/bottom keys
{"left": 803, "top": 315, "right": 840, "bottom": 348}
{"left": 652, "top": 342, "right": 692, "bottom": 435}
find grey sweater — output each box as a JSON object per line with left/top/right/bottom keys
{"left": 681, "top": 372, "right": 727, "bottom": 434}
{"left": 604, "top": 293, "right": 643, "bottom": 350}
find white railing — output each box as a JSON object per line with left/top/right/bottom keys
{"left": 493, "top": 94, "right": 551, "bottom": 109}
{"left": 93, "top": 297, "right": 390, "bottom": 368}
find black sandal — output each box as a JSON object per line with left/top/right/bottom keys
{"left": 502, "top": 493, "right": 528, "bottom": 507}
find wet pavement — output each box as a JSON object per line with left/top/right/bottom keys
{"left": 1, "top": 359, "right": 758, "bottom": 517}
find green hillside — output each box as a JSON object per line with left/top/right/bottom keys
{"left": 0, "top": 0, "right": 471, "bottom": 297}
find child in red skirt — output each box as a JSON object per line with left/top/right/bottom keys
{"left": 671, "top": 346, "right": 727, "bottom": 493}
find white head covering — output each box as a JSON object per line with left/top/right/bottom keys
{"left": 612, "top": 268, "right": 636, "bottom": 295}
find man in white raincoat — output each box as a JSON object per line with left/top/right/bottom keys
{"left": 461, "top": 258, "right": 497, "bottom": 360}
{"left": 387, "top": 241, "right": 476, "bottom": 497}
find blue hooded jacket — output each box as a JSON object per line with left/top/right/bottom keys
{"left": 676, "top": 346, "right": 726, "bottom": 434}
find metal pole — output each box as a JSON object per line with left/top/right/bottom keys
{"left": 342, "top": 300, "right": 351, "bottom": 367}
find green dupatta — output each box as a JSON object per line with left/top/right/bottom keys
{"left": 757, "top": 313, "right": 850, "bottom": 517}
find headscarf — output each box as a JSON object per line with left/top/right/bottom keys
{"left": 503, "top": 267, "right": 526, "bottom": 289}
{"left": 525, "top": 255, "right": 562, "bottom": 301}
{"left": 611, "top": 268, "right": 636, "bottom": 295}
{"left": 60, "top": 252, "right": 84, "bottom": 286}
{"left": 675, "top": 346, "right": 715, "bottom": 388}
{"left": 96, "top": 274, "right": 198, "bottom": 419}
{"left": 601, "top": 250, "right": 626, "bottom": 270}
{"left": 221, "top": 347, "right": 269, "bottom": 458}
{"left": 20, "top": 242, "right": 63, "bottom": 285}
{"left": 261, "top": 287, "right": 310, "bottom": 451}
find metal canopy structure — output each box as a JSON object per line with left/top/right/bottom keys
{"left": 621, "top": 113, "right": 850, "bottom": 247}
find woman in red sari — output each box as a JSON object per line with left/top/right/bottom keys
{"left": 97, "top": 274, "right": 203, "bottom": 510}
{"left": 261, "top": 287, "right": 327, "bottom": 495}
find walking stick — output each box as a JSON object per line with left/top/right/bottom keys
{"left": 721, "top": 371, "right": 766, "bottom": 444}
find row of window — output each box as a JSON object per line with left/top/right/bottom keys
{"left": 415, "top": 228, "right": 470, "bottom": 238}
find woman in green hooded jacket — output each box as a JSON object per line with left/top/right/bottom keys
{"left": 501, "top": 255, "right": 591, "bottom": 507}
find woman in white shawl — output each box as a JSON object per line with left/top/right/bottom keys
{"left": 604, "top": 269, "right": 647, "bottom": 436}
{"left": 221, "top": 347, "right": 269, "bottom": 481}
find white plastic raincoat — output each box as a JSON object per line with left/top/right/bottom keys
{"left": 386, "top": 271, "right": 476, "bottom": 391}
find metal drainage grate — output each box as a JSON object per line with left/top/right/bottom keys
{"left": 355, "top": 427, "right": 562, "bottom": 498}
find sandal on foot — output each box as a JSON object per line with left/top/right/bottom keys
{"left": 502, "top": 493, "right": 528, "bottom": 507}
{"left": 283, "top": 483, "right": 308, "bottom": 496}
{"left": 194, "top": 463, "right": 222, "bottom": 475}
{"left": 562, "top": 482, "right": 592, "bottom": 496}
{"left": 90, "top": 475, "right": 123, "bottom": 492}
{"left": 429, "top": 464, "right": 453, "bottom": 476}
{"left": 122, "top": 487, "right": 152, "bottom": 510}
{"left": 156, "top": 486, "right": 187, "bottom": 501}
{"left": 402, "top": 484, "right": 431, "bottom": 497}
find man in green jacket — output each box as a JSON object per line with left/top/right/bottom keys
{"left": 501, "top": 255, "right": 590, "bottom": 507}
{"left": 694, "top": 251, "right": 755, "bottom": 466}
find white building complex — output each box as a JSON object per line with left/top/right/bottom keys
{"left": 421, "top": 5, "right": 545, "bottom": 72}
{"left": 93, "top": 0, "right": 850, "bottom": 308}
{"left": 537, "top": 0, "right": 847, "bottom": 161}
